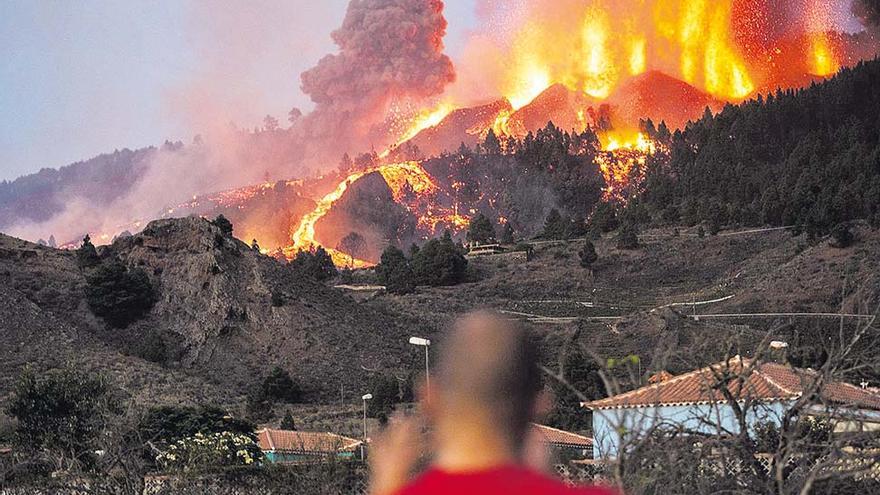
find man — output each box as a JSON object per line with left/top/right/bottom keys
{"left": 371, "top": 311, "right": 617, "bottom": 495}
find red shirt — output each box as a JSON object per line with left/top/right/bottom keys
{"left": 395, "top": 466, "right": 618, "bottom": 495}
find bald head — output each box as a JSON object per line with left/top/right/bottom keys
{"left": 434, "top": 312, "right": 542, "bottom": 443}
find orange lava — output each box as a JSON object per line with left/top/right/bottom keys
{"left": 283, "top": 161, "right": 441, "bottom": 267}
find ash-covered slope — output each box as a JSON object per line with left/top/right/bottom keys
{"left": 508, "top": 84, "right": 599, "bottom": 134}
{"left": 607, "top": 71, "right": 723, "bottom": 129}
{"left": 407, "top": 99, "right": 512, "bottom": 155}
{"left": 0, "top": 217, "right": 419, "bottom": 406}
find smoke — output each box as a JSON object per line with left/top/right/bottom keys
{"left": 853, "top": 0, "right": 880, "bottom": 28}
{"left": 298, "top": 0, "right": 456, "bottom": 154}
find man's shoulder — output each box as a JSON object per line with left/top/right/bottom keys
{"left": 397, "top": 467, "right": 618, "bottom": 495}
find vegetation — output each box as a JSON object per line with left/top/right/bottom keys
{"left": 290, "top": 247, "right": 337, "bottom": 281}
{"left": 641, "top": 60, "right": 880, "bottom": 235}
{"left": 6, "top": 366, "right": 117, "bottom": 471}
{"left": 76, "top": 235, "right": 99, "bottom": 268}
{"left": 579, "top": 240, "right": 598, "bottom": 269}
{"left": 155, "top": 431, "right": 262, "bottom": 471}
{"left": 410, "top": 235, "right": 468, "bottom": 287}
{"left": 337, "top": 231, "right": 367, "bottom": 267}
{"left": 84, "top": 260, "right": 156, "bottom": 328}
{"left": 616, "top": 223, "right": 639, "bottom": 250}
{"left": 500, "top": 223, "right": 515, "bottom": 244}
{"left": 466, "top": 213, "right": 496, "bottom": 244}
{"left": 212, "top": 215, "right": 234, "bottom": 236}
{"left": 366, "top": 373, "right": 413, "bottom": 421}
{"left": 260, "top": 366, "right": 302, "bottom": 404}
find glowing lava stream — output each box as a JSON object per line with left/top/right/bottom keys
{"left": 285, "top": 161, "right": 438, "bottom": 268}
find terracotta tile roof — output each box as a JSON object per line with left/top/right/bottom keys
{"left": 531, "top": 423, "right": 593, "bottom": 448}
{"left": 584, "top": 356, "right": 880, "bottom": 411}
{"left": 256, "top": 429, "right": 362, "bottom": 454}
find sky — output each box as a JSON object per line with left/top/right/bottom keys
{"left": 0, "top": 0, "right": 479, "bottom": 181}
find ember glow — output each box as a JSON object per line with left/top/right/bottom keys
{"left": 283, "top": 161, "right": 442, "bottom": 267}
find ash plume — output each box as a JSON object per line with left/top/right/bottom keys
{"left": 298, "top": 0, "right": 456, "bottom": 154}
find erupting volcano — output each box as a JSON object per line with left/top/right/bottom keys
{"left": 34, "top": 0, "right": 876, "bottom": 267}
{"left": 269, "top": 0, "right": 877, "bottom": 266}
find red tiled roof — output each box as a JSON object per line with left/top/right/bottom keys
{"left": 531, "top": 423, "right": 593, "bottom": 448}
{"left": 257, "top": 429, "right": 362, "bottom": 454}
{"left": 584, "top": 356, "right": 880, "bottom": 411}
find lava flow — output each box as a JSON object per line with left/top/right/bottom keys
{"left": 283, "top": 161, "right": 440, "bottom": 267}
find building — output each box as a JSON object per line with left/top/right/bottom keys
{"left": 256, "top": 429, "right": 363, "bottom": 464}
{"left": 583, "top": 356, "right": 880, "bottom": 459}
{"left": 531, "top": 423, "right": 594, "bottom": 460}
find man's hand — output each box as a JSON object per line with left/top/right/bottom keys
{"left": 369, "top": 414, "right": 425, "bottom": 495}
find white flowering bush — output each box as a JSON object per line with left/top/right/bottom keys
{"left": 156, "top": 431, "right": 262, "bottom": 471}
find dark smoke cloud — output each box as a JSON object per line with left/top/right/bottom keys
{"left": 299, "top": 0, "right": 456, "bottom": 152}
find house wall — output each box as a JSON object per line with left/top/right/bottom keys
{"left": 264, "top": 451, "right": 356, "bottom": 463}
{"left": 591, "top": 401, "right": 790, "bottom": 459}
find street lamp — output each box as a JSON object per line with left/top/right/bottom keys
{"left": 409, "top": 337, "right": 431, "bottom": 389}
{"left": 361, "top": 393, "right": 373, "bottom": 461}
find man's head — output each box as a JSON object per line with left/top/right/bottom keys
{"left": 427, "top": 311, "right": 543, "bottom": 448}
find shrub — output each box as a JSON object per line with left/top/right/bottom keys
{"left": 155, "top": 431, "right": 262, "bottom": 472}
{"left": 261, "top": 367, "right": 302, "bottom": 404}
{"left": 411, "top": 237, "right": 468, "bottom": 287}
{"left": 579, "top": 240, "right": 599, "bottom": 269}
{"left": 76, "top": 235, "right": 100, "bottom": 268}
{"left": 6, "top": 366, "right": 116, "bottom": 470}
{"left": 500, "top": 223, "right": 515, "bottom": 244}
{"left": 139, "top": 405, "right": 256, "bottom": 447}
{"left": 616, "top": 224, "right": 640, "bottom": 250}
{"left": 466, "top": 213, "right": 496, "bottom": 244}
{"left": 270, "top": 291, "right": 285, "bottom": 307}
{"left": 84, "top": 260, "right": 156, "bottom": 328}
{"left": 212, "top": 215, "right": 233, "bottom": 236}
{"left": 542, "top": 209, "right": 568, "bottom": 240}
{"left": 367, "top": 374, "right": 413, "bottom": 418}
{"left": 830, "top": 223, "right": 854, "bottom": 248}
{"left": 290, "top": 247, "right": 337, "bottom": 281}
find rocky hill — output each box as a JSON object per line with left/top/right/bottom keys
{"left": 0, "top": 217, "right": 424, "bottom": 410}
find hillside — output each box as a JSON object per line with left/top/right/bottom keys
{"left": 0, "top": 217, "right": 426, "bottom": 409}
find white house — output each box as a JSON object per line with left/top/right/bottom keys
{"left": 583, "top": 356, "right": 880, "bottom": 459}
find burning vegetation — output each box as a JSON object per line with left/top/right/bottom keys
{"left": 33, "top": 0, "right": 879, "bottom": 267}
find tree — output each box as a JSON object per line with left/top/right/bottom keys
{"left": 84, "top": 260, "right": 156, "bottom": 328}
{"left": 542, "top": 209, "right": 568, "bottom": 240}
{"left": 263, "top": 115, "right": 279, "bottom": 132}
{"left": 483, "top": 128, "right": 502, "bottom": 155}
{"left": 592, "top": 202, "right": 619, "bottom": 233}
{"left": 279, "top": 410, "right": 296, "bottom": 431}
{"left": 260, "top": 366, "right": 302, "bottom": 404}
{"left": 288, "top": 107, "right": 303, "bottom": 124}
{"left": 411, "top": 236, "right": 468, "bottom": 287}
{"left": 616, "top": 223, "right": 639, "bottom": 250}
{"left": 376, "top": 246, "right": 416, "bottom": 294}
{"left": 385, "top": 262, "right": 417, "bottom": 295}
{"left": 367, "top": 374, "right": 413, "bottom": 418}
{"left": 466, "top": 213, "right": 496, "bottom": 244}
{"left": 212, "top": 215, "right": 233, "bottom": 236}
{"left": 579, "top": 240, "right": 598, "bottom": 269}
{"left": 545, "top": 350, "right": 605, "bottom": 431}
{"left": 6, "top": 366, "right": 117, "bottom": 471}
{"left": 290, "top": 247, "right": 337, "bottom": 281}
{"left": 337, "top": 231, "right": 367, "bottom": 267}
{"left": 500, "top": 223, "right": 515, "bottom": 245}
{"left": 77, "top": 234, "right": 99, "bottom": 268}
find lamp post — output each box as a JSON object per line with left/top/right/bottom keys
{"left": 361, "top": 393, "right": 373, "bottom": 461}
{"left": 409, "top": 337, "right": 431, "bottom": 389}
